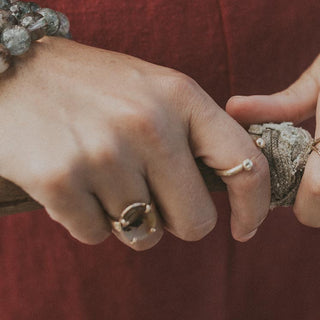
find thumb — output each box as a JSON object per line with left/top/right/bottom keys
{"left": 226, "top": 61, "right": 320, "bottom": 127}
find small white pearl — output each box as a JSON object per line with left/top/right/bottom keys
{"left": 255, "top": 138, "right": 266, "bottom": 149}
{"left": 145, "top": 204, "right": 151, "bottom": 214}
{"left": 243, "top": 159, "right": 253, "bottom": 171}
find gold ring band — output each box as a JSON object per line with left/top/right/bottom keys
{"left": 311, "top": 138, "right": 320, "bottom": 158}
{"left": 214, "top": 159, "right": 254, "bottom": 177}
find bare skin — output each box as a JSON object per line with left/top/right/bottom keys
{"left": 227, "top": 54, "right": 320, "bottom": 228}
{"left": 0, "top": 36, "right": 270, "bottom": 250}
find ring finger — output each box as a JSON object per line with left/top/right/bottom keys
{"left": 90, "top": 163, "right": 163, "bottom": 251}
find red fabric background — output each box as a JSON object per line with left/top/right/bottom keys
{"left": 1, "top": 1, "right": 320, "bottom": 319}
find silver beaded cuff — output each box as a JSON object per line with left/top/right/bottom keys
{"left": 0, "top": 0, "right": 71, "bottom": 72}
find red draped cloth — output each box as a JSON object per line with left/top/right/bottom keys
{"left": 1, "top": 1, "right": 320, "bottom": 319}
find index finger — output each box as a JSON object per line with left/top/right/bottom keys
{"left": 186, "top": 86, "right": 270, "bottom": 241}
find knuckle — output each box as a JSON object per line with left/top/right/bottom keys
{"left": 161, "top": 71, "right": 200, "bottom": 97}
{"left": 159, "top": 70, "right": 214, "bottom": 122}
{"left": 89, "top": 142, "right": 120, "bottom": 168}
{"left": 121, "top": 107, "right": 169, "bottom": 148}
{"left": 124, "top": 108, "right": 157, "bottom": 135}
{"left": 36, "top": 164, "right": 76, "bottom": 196}
{"left": 27, "top": 158, "right": 82, "bottom": 207}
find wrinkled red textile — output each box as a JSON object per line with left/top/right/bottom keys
{"left": 1, "top": 1, "right": 320, "bottom": 319}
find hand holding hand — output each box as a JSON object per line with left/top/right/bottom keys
{"left": 0, "top": 36, "right": 270, "bottom": 249}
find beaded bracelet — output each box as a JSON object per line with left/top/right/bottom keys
{"left": 0, "top": 0, "right": 71, "bottom": 73}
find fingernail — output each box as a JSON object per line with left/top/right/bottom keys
{"left": 232, "top": 95, "right": 250, "bottom": 102}
{"left": 239, "top": 228, "right": 258, "bottom": 242}
{"left": 232, "top": 95, "right": 244, "bottom": 99}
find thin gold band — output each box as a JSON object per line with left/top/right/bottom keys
{"left": 214, "top": 159, "right": 254, "bottom": 177}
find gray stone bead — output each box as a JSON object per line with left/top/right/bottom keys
{"left": 10, "top": 1, "right": 31, "bottom": 20}
{"left": 20, "top": 11, "right": 41, "bottom": 27}
{"left": 56, "top": 11, "right": 70, "bottom": 38}
{"left": 19, "top": 13, "right": 33, "bottom": 28}
{"left": 0, "top": 0, "right": 10, "bottom": 10}
{"left": 37, "top": 8, "right": 59, "bottom": 36}
{"left": 0, "top": 43, "right": 11, "bottom": 73}
{"left": 0, "top": 9, "right": 16, "bottom": 31}
{"left": 2, "top": 25, "right": 31, "bottom": 55}
{"left": 20, "top": 12, "right": 45, "bottom": 41}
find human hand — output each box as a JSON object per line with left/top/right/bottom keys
{"left": 0, "top": 36, "right": 270, "bottom": 249}
{"left": 226, "top": 54, "right": 320, "bottom": 227}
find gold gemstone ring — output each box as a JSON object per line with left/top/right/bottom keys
{"left": 110, "top": 202, "right": 157, "bottom": 245}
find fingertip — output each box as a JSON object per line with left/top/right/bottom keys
{"left": 186, "top": 216, "right": 217, "bottom": 242}
{"left": 232, "top": 228, "right": 258, "bottom": 242}
{"left": 70, "top": 229, "right": 111, "bottom": 245}
{"left": 294, "top": 206, "right": 320, "bottom": 228}
{"left": 225, "top": 95, "right": 246, "bottom": 116}
{"left": 166, "top": 214, "right": 217, "bottom": 242}
{"left": 226, "top": 95, "right": 261, "bottom": 126}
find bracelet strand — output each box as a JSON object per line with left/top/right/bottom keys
{"left": 0, "top": 0, "right": 71, "bottom": 72}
